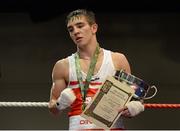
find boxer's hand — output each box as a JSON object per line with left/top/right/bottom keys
{"left": 48, "top": 99, "right": 57, "bottom": 109}
{"left": 48, "top": 99, "right": 60, "bottom": 115}
{"left": 56, "top": 88, "right": 76, "bottom": 110}
{"left": 119, "top": 101, "right": 144, "bottom": 117}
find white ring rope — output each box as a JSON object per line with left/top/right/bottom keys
{"left": 0, "top": 102, "right": 48, "bottom": 107}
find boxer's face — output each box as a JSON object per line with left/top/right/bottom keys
{"left": 67, "top": 15, "right": 97, "bottom": 47}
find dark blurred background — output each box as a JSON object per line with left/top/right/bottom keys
{"left": 0, "top": 0, "right": 180, "bottom": 130}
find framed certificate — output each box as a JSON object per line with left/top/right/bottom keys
{"left": 81, "top": 76, "right": 135, "bottom": 129}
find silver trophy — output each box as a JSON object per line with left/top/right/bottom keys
{"left": 114, "top": 70, "right": 157, "bottom": 100}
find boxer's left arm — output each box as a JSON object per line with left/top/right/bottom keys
{"left": 111, "top": 52, "right": 131, "bottom": 74}
{"left": 112, "top": 52, "right": 144, "bottom": 118}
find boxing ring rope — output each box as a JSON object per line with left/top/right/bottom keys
{"left": 0, "top": 102, "right": 180, "bottom": 109}
{"left": 0, "top": 102, "right": 48, "bottom": 107}
{"left": 144, "top": 103, "right": 180, "bottom": 109}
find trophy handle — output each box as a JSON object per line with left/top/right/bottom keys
{"left": 143, "top": 85, "right": 158, "bottom": 100}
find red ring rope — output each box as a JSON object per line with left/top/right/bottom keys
{"left": 144, "top": 103, "right": 180, "bottom": 108}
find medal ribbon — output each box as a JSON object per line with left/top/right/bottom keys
{"left": 75, "top": 44, "right": 100, "bottom": 110}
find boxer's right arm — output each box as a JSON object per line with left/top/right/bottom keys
{"left": 48, "top": 59, "right": 69, "bottom": 116}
